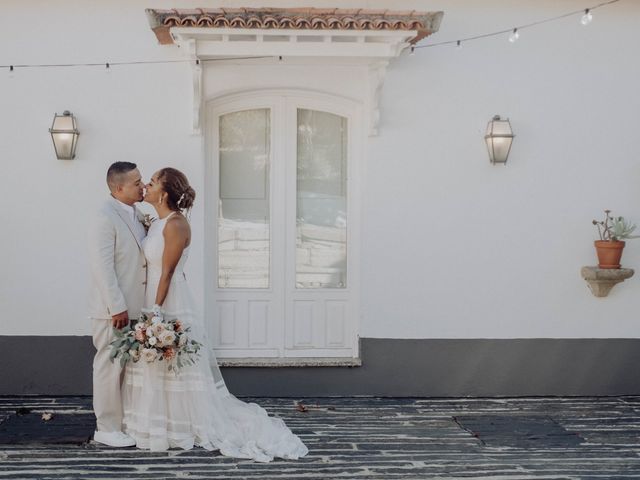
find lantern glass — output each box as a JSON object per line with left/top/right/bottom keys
{"left": 484, "top": 116, "right": 514, "bottom": 164}
{"left": 50, "top": 111, "right": 79, "bottom": 160}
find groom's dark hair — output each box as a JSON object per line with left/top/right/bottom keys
{"left": 107, "top": 162, "right": 137, "bottom": 191}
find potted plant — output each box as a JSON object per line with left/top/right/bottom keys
{"left": 592, "top": 210, "right": 638, "bottom": 269}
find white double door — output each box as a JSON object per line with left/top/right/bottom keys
{"left": 207, "top": 92, "right": 360, "bottom": 360}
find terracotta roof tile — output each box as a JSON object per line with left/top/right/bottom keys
{"left": 146, "top": 7, "right": 443, "bottom": 45}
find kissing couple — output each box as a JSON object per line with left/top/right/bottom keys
{"left": 88, "top": 162, "right": 307, "bottom": 462}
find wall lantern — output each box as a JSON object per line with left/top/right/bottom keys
{"left": 49, "top": 110, "right": 79, "bottom": 160}
{"left": 484, "top": 115, "right": 514, "bottom": 165}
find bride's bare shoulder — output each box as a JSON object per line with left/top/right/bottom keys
{"left": 163, "top": 213, "right": 190, "bottom": 237}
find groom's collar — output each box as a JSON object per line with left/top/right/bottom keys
{"left": 107, "top": 196, "right": 145, "bottom": 250}
{"left": 111, "top": 194, "right": 135, "bottom": 210}
{"left": 110, "top": 195, "right": 137, "bottom": 220}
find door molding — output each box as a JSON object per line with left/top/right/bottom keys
{"left": 205, "top": 89, "right": 362, "bottom": 365}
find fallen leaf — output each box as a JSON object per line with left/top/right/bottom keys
{"left": 41, "top": 413, "right": 53, "bottom": 421}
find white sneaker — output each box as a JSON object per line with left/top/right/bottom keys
{"left": 94, "top": 430, "right": 136, "bottom": 447}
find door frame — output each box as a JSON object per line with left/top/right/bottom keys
{"left": 204, "top": 89, "right": 363, "bottom": 363}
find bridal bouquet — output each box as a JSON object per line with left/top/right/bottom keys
{"left": 109, "top": 313, "right": 202, "bottom": 373}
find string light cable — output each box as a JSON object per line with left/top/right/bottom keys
{"left": 415, "top": 0, "right": 620, "bottom": 50}
{"left": 1, "top": 56, "right": 274, "bottom": 73}
{"left": 0, "top": 0, "right": 623, "bottom": 70}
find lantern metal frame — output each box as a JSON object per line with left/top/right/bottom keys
{"left": 484, "top": 115, "right": 515, "bottom": 165}
{"left": 49, "top": 110, "right": 80, "bottom": 160}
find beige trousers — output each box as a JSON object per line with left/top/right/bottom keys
{"left": 92, "top": 318, "right": 124, "bottom": 433}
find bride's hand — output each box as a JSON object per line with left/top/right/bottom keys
{"left": 150, "top": 304, "right": 163, "bottom": 324}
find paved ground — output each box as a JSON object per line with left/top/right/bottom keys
{"left": 0, "top": 396, "right": 639, "bottom": 479}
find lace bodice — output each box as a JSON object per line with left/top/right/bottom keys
{"left": 142, "top": 213, "right": 190, "bottom": 282}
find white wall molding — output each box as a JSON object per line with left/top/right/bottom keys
{"left": 186, "top": 39, "right": 203, "bottom": 134}
{"left": 171, "top": 28, "right": 417, "bottom": 58}
{"left": 169, "top": 28, "right": 412, "bottom": 135}
{"left": 366, "top": 60, "right": 388, "bottom": 136}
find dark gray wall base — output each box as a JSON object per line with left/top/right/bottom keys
{"left": 1, "top": 336, "right": 95, "bottom": 396}
{"left": 2, "top": 337, "right": 639, "bottom": 396}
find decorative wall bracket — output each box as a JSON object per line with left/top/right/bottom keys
{"left": 185, "top": 39, "right": 203, "bottom": 134}
{"left": 366, "top": 61, "right": 388, "bottom": 136}
{"left": 580, "top": 266, "right": 634, "bottom": 297}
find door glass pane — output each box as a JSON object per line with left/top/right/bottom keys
{"left": 218, "top": 109, "right": 270, "bottom": 288}
{"left": 296, "top": 109, "right": 347, "bottom": 289}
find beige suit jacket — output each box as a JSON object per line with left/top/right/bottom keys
{"left": 88, "top": 196, "right": 147, "bottom": 319}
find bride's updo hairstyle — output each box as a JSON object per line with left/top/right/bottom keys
{"left": 157, "top": 167, "right": 196, "bottom": 211}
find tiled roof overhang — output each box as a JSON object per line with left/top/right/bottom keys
{"left": 144, "top": 7, "right": 443, "bottom": 136}
{"left": 146, "top": 7, "right": 443, "bottom": 45}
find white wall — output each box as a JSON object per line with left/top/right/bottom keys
{"left": 1, "top": 0, "right": 639, "bottom": 339}
{"left": 362, "top": 0, "right": 640, "bottom": 339}
{"left": 0, "top": 0, "right": 203, "bottom": 336}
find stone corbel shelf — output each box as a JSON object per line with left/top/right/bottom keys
{"left": 581, "top": 266, "right": 634, "bottom": 297}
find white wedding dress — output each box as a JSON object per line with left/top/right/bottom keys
{"left": 122, "top": 213, "right": 308, "bottom": 461}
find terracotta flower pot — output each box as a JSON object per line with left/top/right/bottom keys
{"left": 594, "top": 240, "right": 625, "bottom": 269}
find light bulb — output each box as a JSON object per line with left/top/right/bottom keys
{"left": 581, "top": 9, "right": 593, "bottom": 25}
{"left": 105, "top": 62, "right": 111, "bottom": 74}
{"left": 508, "top": 28, "right": 520, "bottom": 43}
{"left": 8, "top": 65, "right": 14, "bottom": 78}
{"left": 456, "top": 40, "right": 462, "bottom": 49}
{"left": 409, "top": 45, "right": 415, "bottom": 56}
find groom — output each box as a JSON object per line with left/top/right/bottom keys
{"left": 88, "top": 162, "right": 146, "bottom": 447}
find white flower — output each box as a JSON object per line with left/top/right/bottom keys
{"left": 178, "top": 334, "right": 187, "bottom": 347}
{"left": 141, "top": 348, "right": 158, "bottom": 363}
{"left": 158, "top": 330, "right": 176, "bottom": 347}
{"left": 134, "top": 323, "right": 145, "bottom": 332}
{"left": 148, "top": 336, "right": 158, "bottom": 346}
{"left": 129, "top": 349, "right": 140, "bottom": 361}
{"left": 146, "top": 323, "right": 164, "bottom": 339}
{"left": 140, "top": 214, "right": 155, "bottom": 232}
{"left": 150, "top": 315, "right": 163, "bottom": 325}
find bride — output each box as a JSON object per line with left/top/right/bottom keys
{"left": 122, "top": 167, "right": 308, "bottom": 462}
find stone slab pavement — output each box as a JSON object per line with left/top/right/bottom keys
{"left": 1, "top": 396, "right": 639, "bottom": 479}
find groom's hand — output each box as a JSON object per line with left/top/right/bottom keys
{"left": 112, "top": 311, "right": 129, "bottom": 329}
